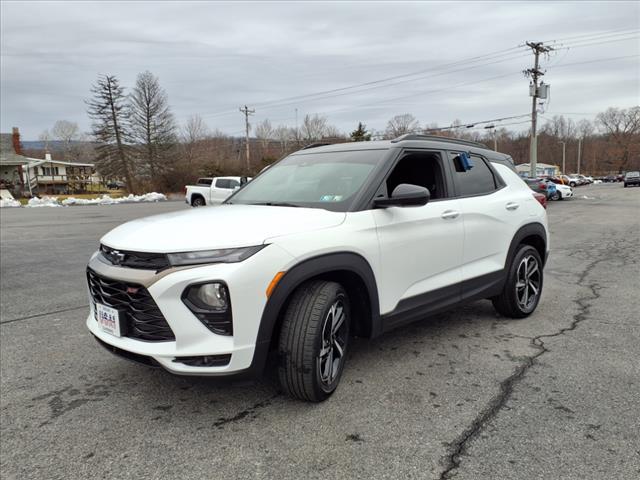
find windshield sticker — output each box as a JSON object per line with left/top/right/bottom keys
{"left": 319, "top": 195, "right": 343, "bottom": 202}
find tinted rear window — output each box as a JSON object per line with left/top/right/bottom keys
{"left": 451, "top": 154, "right": 498, "bottom": 196}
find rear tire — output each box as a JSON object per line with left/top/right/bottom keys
{"left": 192, "top": 196, "right": 205, "bottom": 207}
{"left": 492, "top": 245, "right": 543, "bottom": 318}
{"left": 278, "top": 280, "right": 350, "bottom": 402}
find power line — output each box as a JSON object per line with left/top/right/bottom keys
{"left": 252, "top": 48, "right": 528, "bottom": 109}
{"left": 550, "top": 53, "right": 640, "bottom": 69}
{"left": 542, "top": 28, "right": 639, "bottom": 44}
{"left": 556, "top": 34, "right": 640, "bottom": 50}
{"left": 199, "top": 46, "right": 530, "bottom": 119}
{"left": 423, "top": 114, "right": 530, "bottom": 132}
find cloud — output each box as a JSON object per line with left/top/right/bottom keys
{"left": 1, "top": 1, "right": 638, "bottom": 138}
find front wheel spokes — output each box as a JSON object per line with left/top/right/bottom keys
{"left": 318, "top": 299, "right": 346, "bottom": 385}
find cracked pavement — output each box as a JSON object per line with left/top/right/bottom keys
{"left": 1, "top": 184, "right": 639, "bottom": 479}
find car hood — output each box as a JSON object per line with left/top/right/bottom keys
{"left": 101, "top": 205, "right": 346, "bottom": 253}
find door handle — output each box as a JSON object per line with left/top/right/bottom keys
{"left": 505, "top": 202, "right": 520, "bottom": 211}
{"left": 441, "top": 210, "right": 460, "bottom": 220}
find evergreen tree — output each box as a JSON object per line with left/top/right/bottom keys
{"left": 350, "top": 122, "right": 372, "bottom": 142}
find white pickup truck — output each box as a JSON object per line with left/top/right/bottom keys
{"left": 185, "top": 176, "right": 248, "bottom": 206}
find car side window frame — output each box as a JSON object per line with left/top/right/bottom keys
{"left": 364, "top": 148, "right": 454, "bottom": 208}
{"left": 215, "top": 179, "right": 230, "bottom": 189}
{"left": 445, "top": 150, "right": 506, "bottom": 198}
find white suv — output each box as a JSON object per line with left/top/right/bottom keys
{"left": 87, "top": 135, "right": 549, "bottom": 402}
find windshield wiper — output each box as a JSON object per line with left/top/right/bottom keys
{"left": 249, "top": 202, "right": 301, "bottom": 208}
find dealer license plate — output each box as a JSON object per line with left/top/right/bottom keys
{"left": 96, "top": 303, "right": 122, "bottom": 337}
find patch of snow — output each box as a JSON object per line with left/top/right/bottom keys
{"left": 61, "top": 192, "right": 167, "bottom": 206}
{"left": 27, "top": 196, "right": 62, "bottom": 208}
{"left": 0, "top": 198, "right": 21, "bottom": 208}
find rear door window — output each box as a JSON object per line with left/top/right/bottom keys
{"left": 448, "top": 153, "right": 498, "bottom": 196}
{"left": 215, "top": 179, "right": 232, "bottom": 189}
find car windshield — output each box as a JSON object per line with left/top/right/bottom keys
{"left": 227, "top": 149, "right": 387, "bottom": 211}
{"left": 625, "top": 171, "right": 639, "bottom": 178}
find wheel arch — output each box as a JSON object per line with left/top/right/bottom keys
{"left": 251, "top": 252, "right": 381, "bottom": 374}
{"left": 191, "top": 193, "right": 205, "bottom": 206}
{"left": 507, "top": 223, "right": 547, "bottom": 268}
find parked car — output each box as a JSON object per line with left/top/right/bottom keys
{"left": 549, "top": 175, "right": 572, "bottom": 185}
{"left": 623, "top": 171, "right": 640, "bottom": 187}
{"left": 603, "top": 175, "right": 618, "bottom": 183}
{"left": 524, "top": 178, "right": 556, "bottom": 199}
{"left": 566, "top": 175, "right": 583, "bottom": 187}
{"left": 87, "top": 135, "right": 549, "bottom": 402}
{"left": 106, "top": 180, "right": 125, "bottom": 189}
{"left": 554, "top": 183, "right": 573, "bottom": 200}
{"left": 185, "top": 176, "right": 249, "bottom": 206}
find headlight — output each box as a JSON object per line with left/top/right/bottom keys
{"left": 167, "top": 245, "right": 265, "bottom": 266}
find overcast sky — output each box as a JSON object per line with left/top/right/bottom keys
{"left": 1, "top": 1, "right": 638, "bottom": 140}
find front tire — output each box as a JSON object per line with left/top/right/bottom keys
{"left": 551, "top": 191, "right": 561, "bottom": 201}
{"left": 492, "top": 245, "right": 543, "bottom": 318}
{"left": 278, "top": 281, "right": 350, "bottom": 402}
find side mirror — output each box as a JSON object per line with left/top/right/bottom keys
{"left": 374, "top": 183, "right": 430, "bottom": 208}
{"left": 240, "top": 176, "right": 248, "bottom": 186}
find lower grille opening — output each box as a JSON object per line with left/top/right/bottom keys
{"left": 87, "top": 268, "right": 175, "bottom": 341}
{"left": 173, "top": 354, "right": 231, "bottom": 367}
{"left": 94, "top": 336, "right": 159, "bottom": 367}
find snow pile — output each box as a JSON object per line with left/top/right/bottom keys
{"left": 27, "top": 196, "right": 62, "bottom": 208}
{"left": 61, "top": 192, "right": 166, "bottom": 206}
{"left": 0, "top": 198, "right": 21, "bottom": 208}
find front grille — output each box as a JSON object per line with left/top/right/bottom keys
{"left": 100, "top": 244, "right": 170, "bottom": 270}
{"left": 87, "top": 268, "right": 175, "bottom": 341}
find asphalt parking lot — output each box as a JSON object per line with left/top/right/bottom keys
{"left": 1, "top": 184, "right": 639, "bottom": 480}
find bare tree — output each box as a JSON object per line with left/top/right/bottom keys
{"left": 384, "top": 114, "right": 419, "bottom": 139}
{"left": 596, "top": 106, "right": 640, "bottom": 171}
{"left": 183, "top": 115, "right": 209, "bottom": 143}
{"left": 86, "top": 74, "right": 136, "bottom": 192}
{"left": 255, "top": 119, "right": 274, "bottom": 149}
{"left": 38, "top": 129, "right": 52, "bottom": 152}
{"left": 130, "top": 71, "right": 177, "bottom": 184}
{"left": 273, "top": 125, "right": 292, "bottom": 153}
{"left": 52, "top": 120, "right": 80, "bottom": 144}
{"left": 301, "top": 114, "right": 328, "bottom": 142}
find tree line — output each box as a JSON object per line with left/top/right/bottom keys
{"left": 29, "top": 70, "right": 639, "bottom": 193}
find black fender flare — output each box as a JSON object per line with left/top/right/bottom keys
{"left": 505, "top": 222, "right": 548, "bottom": 269}
{"left": 248, "top": 252, "right": 381, "bottom": 375}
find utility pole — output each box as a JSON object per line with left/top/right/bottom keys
{"left": 239, "top": 105, "right": 255, "bottom": 171}
{"left": 485, "top": 124, "right": 497, "bottom": 151}
{"left": 524, "top": 41, "right": 553, "bottom": 178}
{"left": 577, "top": 138, "right": 582, "bottom": 174}
{"left": 558, "top": 141, "right": 566, "bottom": 175}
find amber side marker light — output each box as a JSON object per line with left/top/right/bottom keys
{"left": 266, "top": 271, "right": 286, "bottom": 298}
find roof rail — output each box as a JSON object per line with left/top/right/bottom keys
{"left": 301, "top": 142, "right": 332, "bottom": 150}
{"left": 391, "top": 134, "right": 487, "bottom": 149}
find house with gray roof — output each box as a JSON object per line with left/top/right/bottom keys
{"left": 1, "top": 128, "right": 96, "bottom": 196}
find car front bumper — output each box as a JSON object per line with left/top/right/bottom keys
{"left": 86, "top": 244, "right": 295, "bottom": 376}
